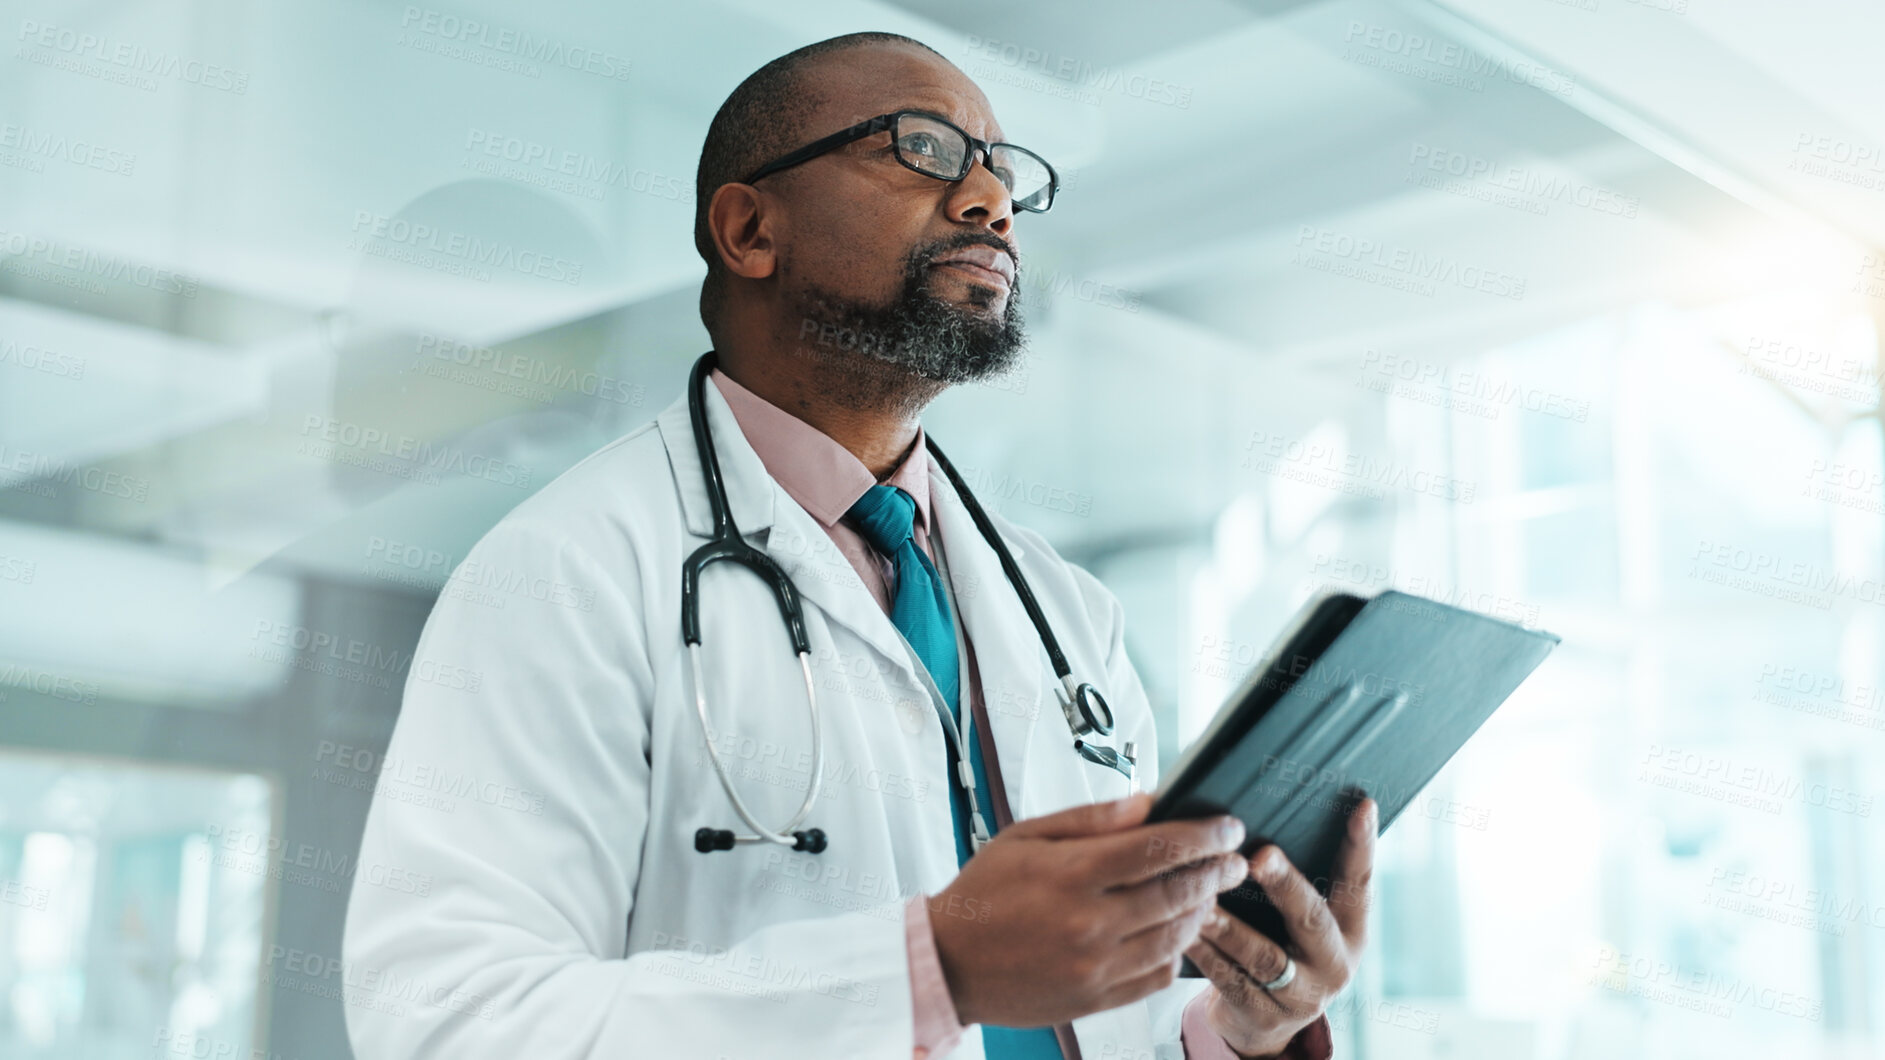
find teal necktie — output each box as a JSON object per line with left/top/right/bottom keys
{"left": 845, "top": 485, "right": 1064, "bottom": 1059}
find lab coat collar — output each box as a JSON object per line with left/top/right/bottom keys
{"left": 656, "top": 374, "right": 773, "bottom": 540}
{"left": 657, "top": 371, "right": 1051, "bottom": 816}
{"left": 655, "top": 374, "right": 916, "bottom": 671}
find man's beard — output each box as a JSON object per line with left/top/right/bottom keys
{"left": 789, "top": 238, "right": 1026, "bottom": 410}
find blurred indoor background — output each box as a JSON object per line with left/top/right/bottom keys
{"left": 1, "top": 0, "right": 1882, "bottom": 1056}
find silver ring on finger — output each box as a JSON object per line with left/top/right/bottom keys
{"left": 1258, "top": 956, "right": 1296, "bottom": 993}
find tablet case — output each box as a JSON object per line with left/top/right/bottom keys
{"left": 1150, "top": 589, "right": 1559, "bottom": 973}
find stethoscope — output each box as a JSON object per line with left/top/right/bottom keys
{"left": 683, "top": 352, "right": 1137, "bottom": 855}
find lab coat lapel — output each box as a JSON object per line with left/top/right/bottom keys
{"left": 655, "top": 375, "right": 920, "bottom": 673}
{"left": 927, "top": 455, "right": 1047, "bottom": 820}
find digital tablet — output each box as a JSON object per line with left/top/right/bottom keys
{"left": 1149, "top": 588, "right": 1560, "bottom": 971}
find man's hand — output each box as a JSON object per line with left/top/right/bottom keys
{"left": 1184, "top": 797, "right": 1377, "bottom": 1059}
{"left": 927, "top": 792, "right": 1248, "bottom": 1028}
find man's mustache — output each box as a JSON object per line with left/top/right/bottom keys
{"left": 916, "top": 236, "right": 1018, "bottom": 272}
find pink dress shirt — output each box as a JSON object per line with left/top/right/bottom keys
{"left": 709, "top": 368, "right": 1331, "bottom": 1060}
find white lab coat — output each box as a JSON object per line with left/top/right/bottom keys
{"left": 343, "top": 376, "right": 1209, "bottom": 1059}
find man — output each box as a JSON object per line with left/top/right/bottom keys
{"left": 345, "top": 31, "right": 1373, "bottom": 1060}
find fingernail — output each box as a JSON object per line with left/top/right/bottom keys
{"left": 1258, "top": 848, "right": 1284, "bottom": 880}
{"left": 1220, "top": 817, "right": 1246, "bottom": 849}
{"left": 1209, "top": 910, "right": 1229, "bottom": 933}
{"left": 1224, "top": 855, "right": 1248, "bottom": 885}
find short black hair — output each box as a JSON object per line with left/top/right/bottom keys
{"left": 692, "top": 31, "right": 945, "bottom": 336}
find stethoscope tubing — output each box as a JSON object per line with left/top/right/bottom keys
{"left": 681, "top": 351, "right": 1128, "bottom": 855}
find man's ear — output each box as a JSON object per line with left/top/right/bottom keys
{"left": 706, "top": 183, "right": 778, "bottom": 281}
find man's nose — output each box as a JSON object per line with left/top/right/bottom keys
{"left": 945, "top": 152, "right": 1016, "bottom": 236}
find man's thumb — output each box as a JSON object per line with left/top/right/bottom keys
{"left": 1007, "top": 792, "right": 1153, "bottom": 839}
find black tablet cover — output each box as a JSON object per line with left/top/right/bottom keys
{"left": 1150, "top": 589, "right": 1559, "bottom": 971}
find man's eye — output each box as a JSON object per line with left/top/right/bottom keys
{"left": 901, "top": 133, "right": 942, "bottom": 157}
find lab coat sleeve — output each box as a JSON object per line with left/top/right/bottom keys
{"left": 1063, "top": 563, "right": 1213, "bottom": 1058}
{"left": 342, "top": 516, "right": 914, "bottom": 1059}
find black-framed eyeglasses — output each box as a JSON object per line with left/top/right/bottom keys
{"left": 738, "top": 109, "right": 1058, "bottom": 213}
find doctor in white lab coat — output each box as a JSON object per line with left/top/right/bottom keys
{"left": 344, "top": 29, "right": 1373, "bottom": 1060}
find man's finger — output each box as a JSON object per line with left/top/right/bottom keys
{"left": 1183, "top": 936, "right": 1290, "bottom": 1016}
{"left": 1110, "top": 900, "right": 1215, "bottom": 981}
{"left": 1005, "top": 792, "right": 1153, "bottom": 840}
{"left": 1327, "top": 797, "right": 1376, "bottom": 946}
{"left": 1194, "top": 908, "right": 1295, "bottom": 997}
{"left": 1104, "top": 853, "right": 1246, "bottom": 935}
{"left": 1249, "top": 845, "right": 1346, "bottom": 972}
{"left": 1085, "top": 816, "right": 1246, "bottom": 889}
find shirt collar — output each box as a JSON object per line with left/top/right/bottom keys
{"left": 709, "top": 367, "right": 933, "bottom": 533}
